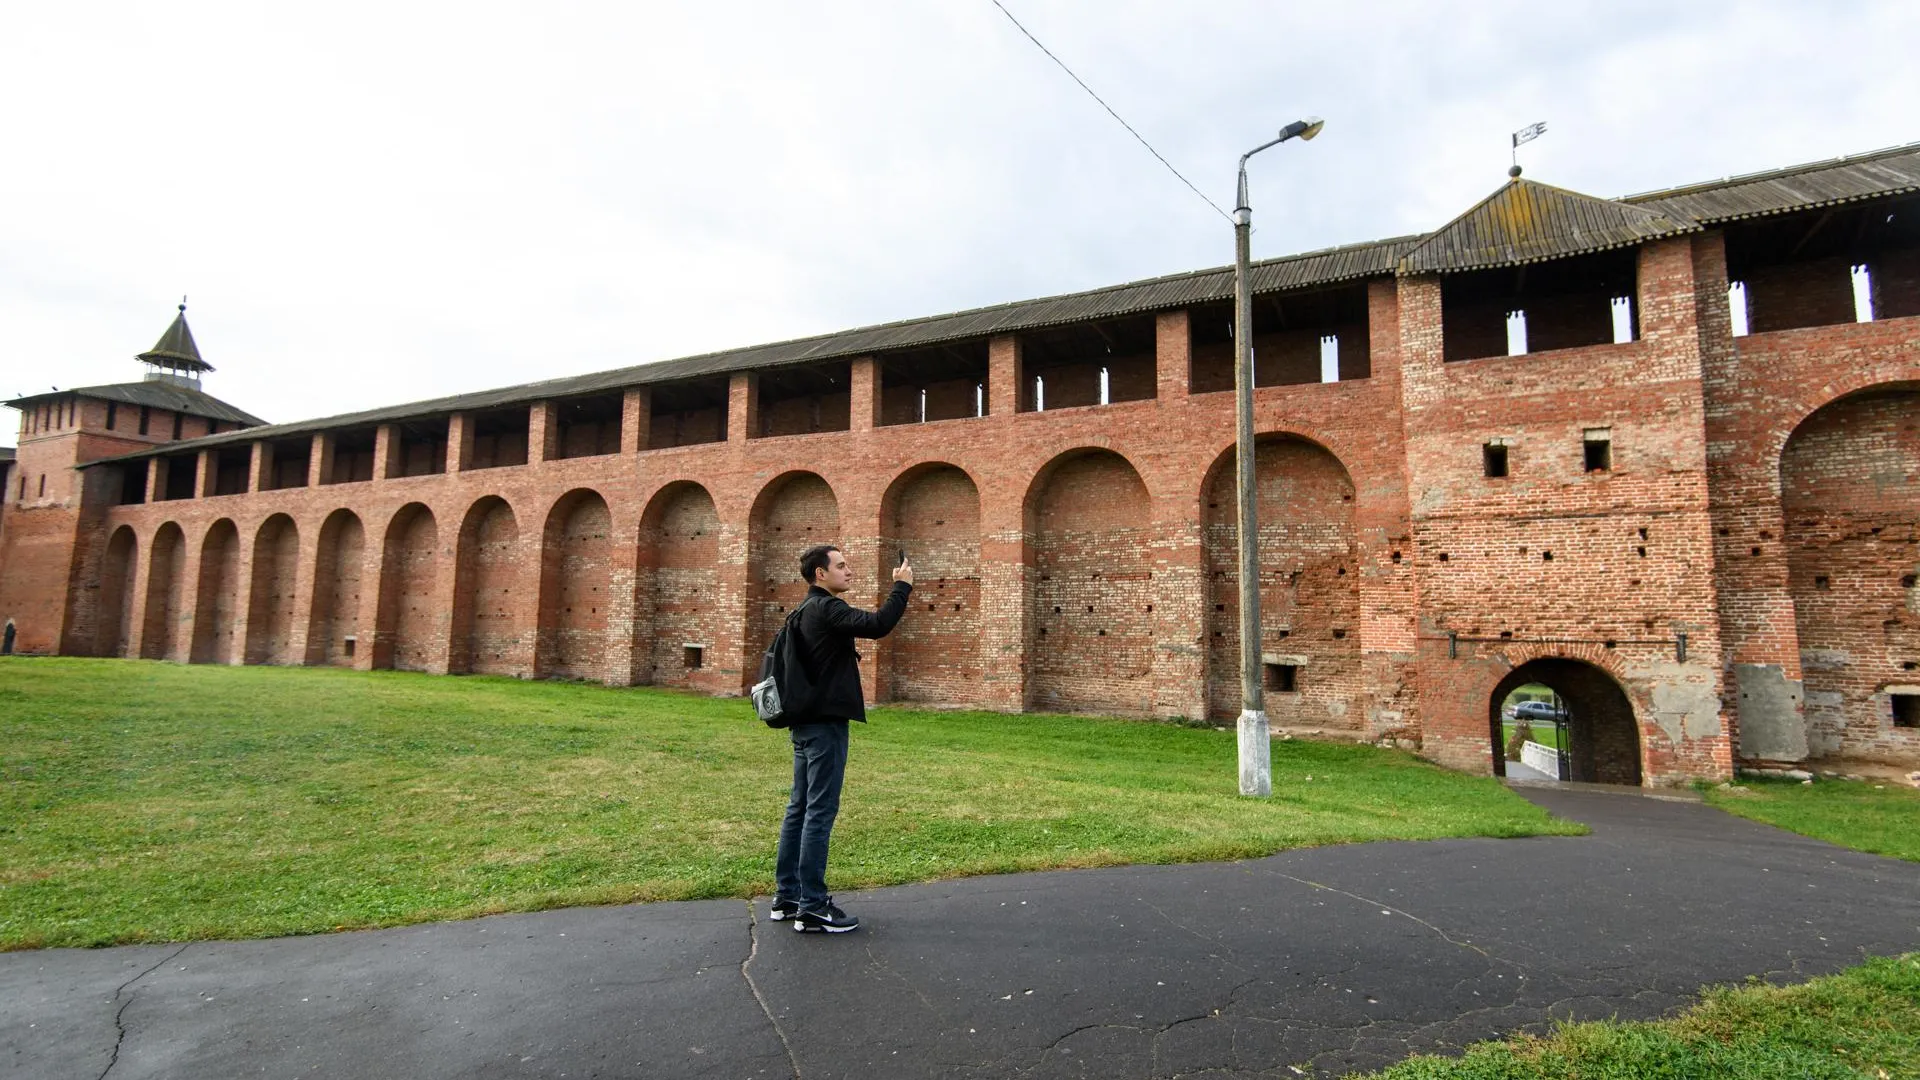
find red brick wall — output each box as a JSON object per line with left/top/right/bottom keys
{"left": 1745, "top": 256, "right": 1857, "bottom": 334}
{"left": 21, "top": 219, "right": 1918, "bottom": 786}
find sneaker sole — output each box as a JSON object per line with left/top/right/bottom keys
{"left": 768, "top": 910, "right": 797, "bottom": 921}
{"left": 793, "top": 920, "right": 859, "bottom": 933}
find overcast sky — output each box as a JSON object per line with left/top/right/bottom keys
{"left": 3, "top": 1, "right": 1915, "bottom": 438}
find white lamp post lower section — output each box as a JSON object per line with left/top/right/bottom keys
{"left": 1238, "top": 709, "right": 1271, "bottom": 796}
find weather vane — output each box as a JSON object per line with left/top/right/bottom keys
{"left": 1511, "top": 121, "right": 1547, "bottom": 177}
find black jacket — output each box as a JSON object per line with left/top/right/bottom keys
{"left": 795, "top": 581, "right": 912, "bottom": 722}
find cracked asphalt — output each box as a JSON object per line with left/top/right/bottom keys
{"left": 4, "top": 786, "right": 1916, "bottom": 1079}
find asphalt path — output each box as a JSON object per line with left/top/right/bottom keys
{"left": 5, "top": 787, "right": 1916, "bottom": 1079}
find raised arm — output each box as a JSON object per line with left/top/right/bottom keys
{"left": 822, "top": 580, "right": 914, "bottom": 639}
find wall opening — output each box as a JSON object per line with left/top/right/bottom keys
{"left": 1189, "top": 283, "right": 1372, "bottom": 392}
{"left": 394, "top": 418, "right": 449, "bottom": 477}
{"left": 683, "top": 644, "right": 703, "bottom": 670}
{"left": 1583, "top": 429, "right": 1613, "bottom": 472}
{"left": 160, "top": 453, "right": 198, "bottom": 500}
{"left": 878, "top": 341, "right": 990, "bottom": 426}
{"left": 327, "top": 427, "right": 378, "bottom": 484}
{"left": 117, "top": 464, "right": 147, "bottom": 505}
{"left": 647, "top": 378, "right": 729, "bottom": 449}
{"left": 756, "top": 362, "right": 851, "bottom": 437}
{"left": 1726, "top": 194, "right": 1920, "bottom": 333}
{"left": 211, "top": 447, "right": 250, "bottom": 496}
{"left": 1892, "top": 693, "right": 1918, "bottom": 728}
{"left": 553, "top": 392, "right": 624, "bottom": 459}
{"left": 1442, "top": 248, "right": 1637, "bottom": 362}
{"left": 1263, "top": 662, "right": 1297, "bottom": 693}
{"left": 1486, "top": 658, "right": 1641, "bottom": 785}
{"left": 265, "top": 438, "right": 312, "bottom": 490}
{"left": 466, "top": 407, "right": 530, "bottom": 470}
{"left": 1483, "top": 442, "right": 1510, "bottom": 478}
{"left": 1018, "top": 315, "right": 1156, "bottom": 411}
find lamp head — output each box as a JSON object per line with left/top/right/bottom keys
{"left": 1280, "top": 116, "right": 1325, "bottom": 142}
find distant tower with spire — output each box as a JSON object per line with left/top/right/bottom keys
{"left": 137, "top": 298, "right": 214, "bottom": 390}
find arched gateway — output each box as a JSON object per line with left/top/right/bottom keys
{"left": 1488, "top": 658, "right": 1641, "bottom": 786}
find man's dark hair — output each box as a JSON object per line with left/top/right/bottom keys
{"left": 799, "top": 544, "right": 840, "bottom": 585}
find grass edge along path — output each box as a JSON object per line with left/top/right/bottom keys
{"left": 1701, "top": 776, "right": 1920, "bottom": 863}
{"left": 0, "top": 658, "right": 1582, "bottom": 950}
{"left": 1345, "top": 952, "right": 1920, "bottom": 1080}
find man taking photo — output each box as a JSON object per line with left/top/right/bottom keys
{"left": 771, "top": 543, "right": 913, "bottom": 933}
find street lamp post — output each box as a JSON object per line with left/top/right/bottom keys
{"left": 1233, "top": 116, "right": 1322, "bottom": 797}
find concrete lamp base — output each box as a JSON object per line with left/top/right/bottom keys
{"left": 1238, "top": 709, "right": 1272, "bottom": 796}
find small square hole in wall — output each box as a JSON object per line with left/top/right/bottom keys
{"left": 1893, "top": 693, "right": 1919, "bottom": 729}
{"left": 1583, "top": 431, "right": 1612, "bottom": 472}
{"left": 1814, "top": 575, "right": 1831, "bottom": 591}
{"left": 343, "top": 636, "right": 356, "bottom": 659}
{"left": 1483, "top": 443, "right": 1509, "bottom": 478}
{"left": 683, "top": 645, "right": 703, "bottom": 669}
{"left": 1263, "top": 663, "right": 1297, "bottom": 693}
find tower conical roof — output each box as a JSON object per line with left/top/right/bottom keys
{"left": 135, "top": 304, "right": 213, "bottom": 373}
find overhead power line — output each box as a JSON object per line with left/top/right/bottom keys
{"left": 989, "top": 1, "right": 1232, "bottom": 223}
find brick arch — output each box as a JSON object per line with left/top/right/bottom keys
{"left": 747, "top": 471, "right": 840, "bottom": 689}
{"left": 307, "top": 509, "right": 366, "bottom": 667}
{"left": 537, "top": 488, "right": 613, "bottom": 681}
{"left": 1760, "top": 377, "right": 1920, "bottom": 498}
{"left": 879, "top": 462, "right": 983, "bottom": 706}
{"left": 1026, "top": 448, "right": 1154, "bottom": 715}
{"left": 376, "top": 502, "right": 439, "bottom": 672}
{"left": 1487, "top": 656, "right": 1642, "bottom": 785}
{"left": 97, "top": 525, "right": 138, "bottom": 658}
{"left": 638, "top": 481, "right": 723, "bottom": 691}
{"left": 1780, "top": 382, "right": 1920, "bottom": 760}
{"left": 190, "top": 519, "right": 242, "bottom": 664}
{"left": 141, "top": 522, "right": 188, "bottom": 661}
{"left": 1200, "top": 435, "right": 1361, "bottom": 725}
{"left": 245, "top": 513, "right": 301, "bottom": 665}
{"left": 455, "top": 495, "right": 526, "bottom": 677}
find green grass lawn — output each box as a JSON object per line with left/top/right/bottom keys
{"left": 0, "top": 658, "right": 1581, "bottom": 950}
{"left": 1347, "top": 952, "right": 1920, "bottom": 1079}
{"left": 1501, "top": 723, "right": 1566, "bottom": 754}
{"left": 1702, "top": 775, "right": 1920, "bottom": 863}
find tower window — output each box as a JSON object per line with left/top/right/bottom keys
{"left": 138, "top": 406, "right": 151, "bottom": 435}
{"left": 1483, "top": 442, "right": 1509, "bottom": 478}
{"left": 172, "top": 413, "right": 183, "bottom": 439}
{"left": 1892, "top": 693, "right": 1918, "bottom": 729}
{"left": 1583, "top": 429, "right": 1612, "bottom": 472}
{"left": 105, "top": 402, "right": 117, "bottom": 430}
{"left": 1263, "top": 663, "right": 1298, "bottom": 693}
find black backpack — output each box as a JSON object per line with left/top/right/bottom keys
{"left": 751, "top": 596, "right": 821, "bottom": 728}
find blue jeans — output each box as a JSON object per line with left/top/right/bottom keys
{"left": 774, "top": 720, "right": 849, "bottom": 913}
